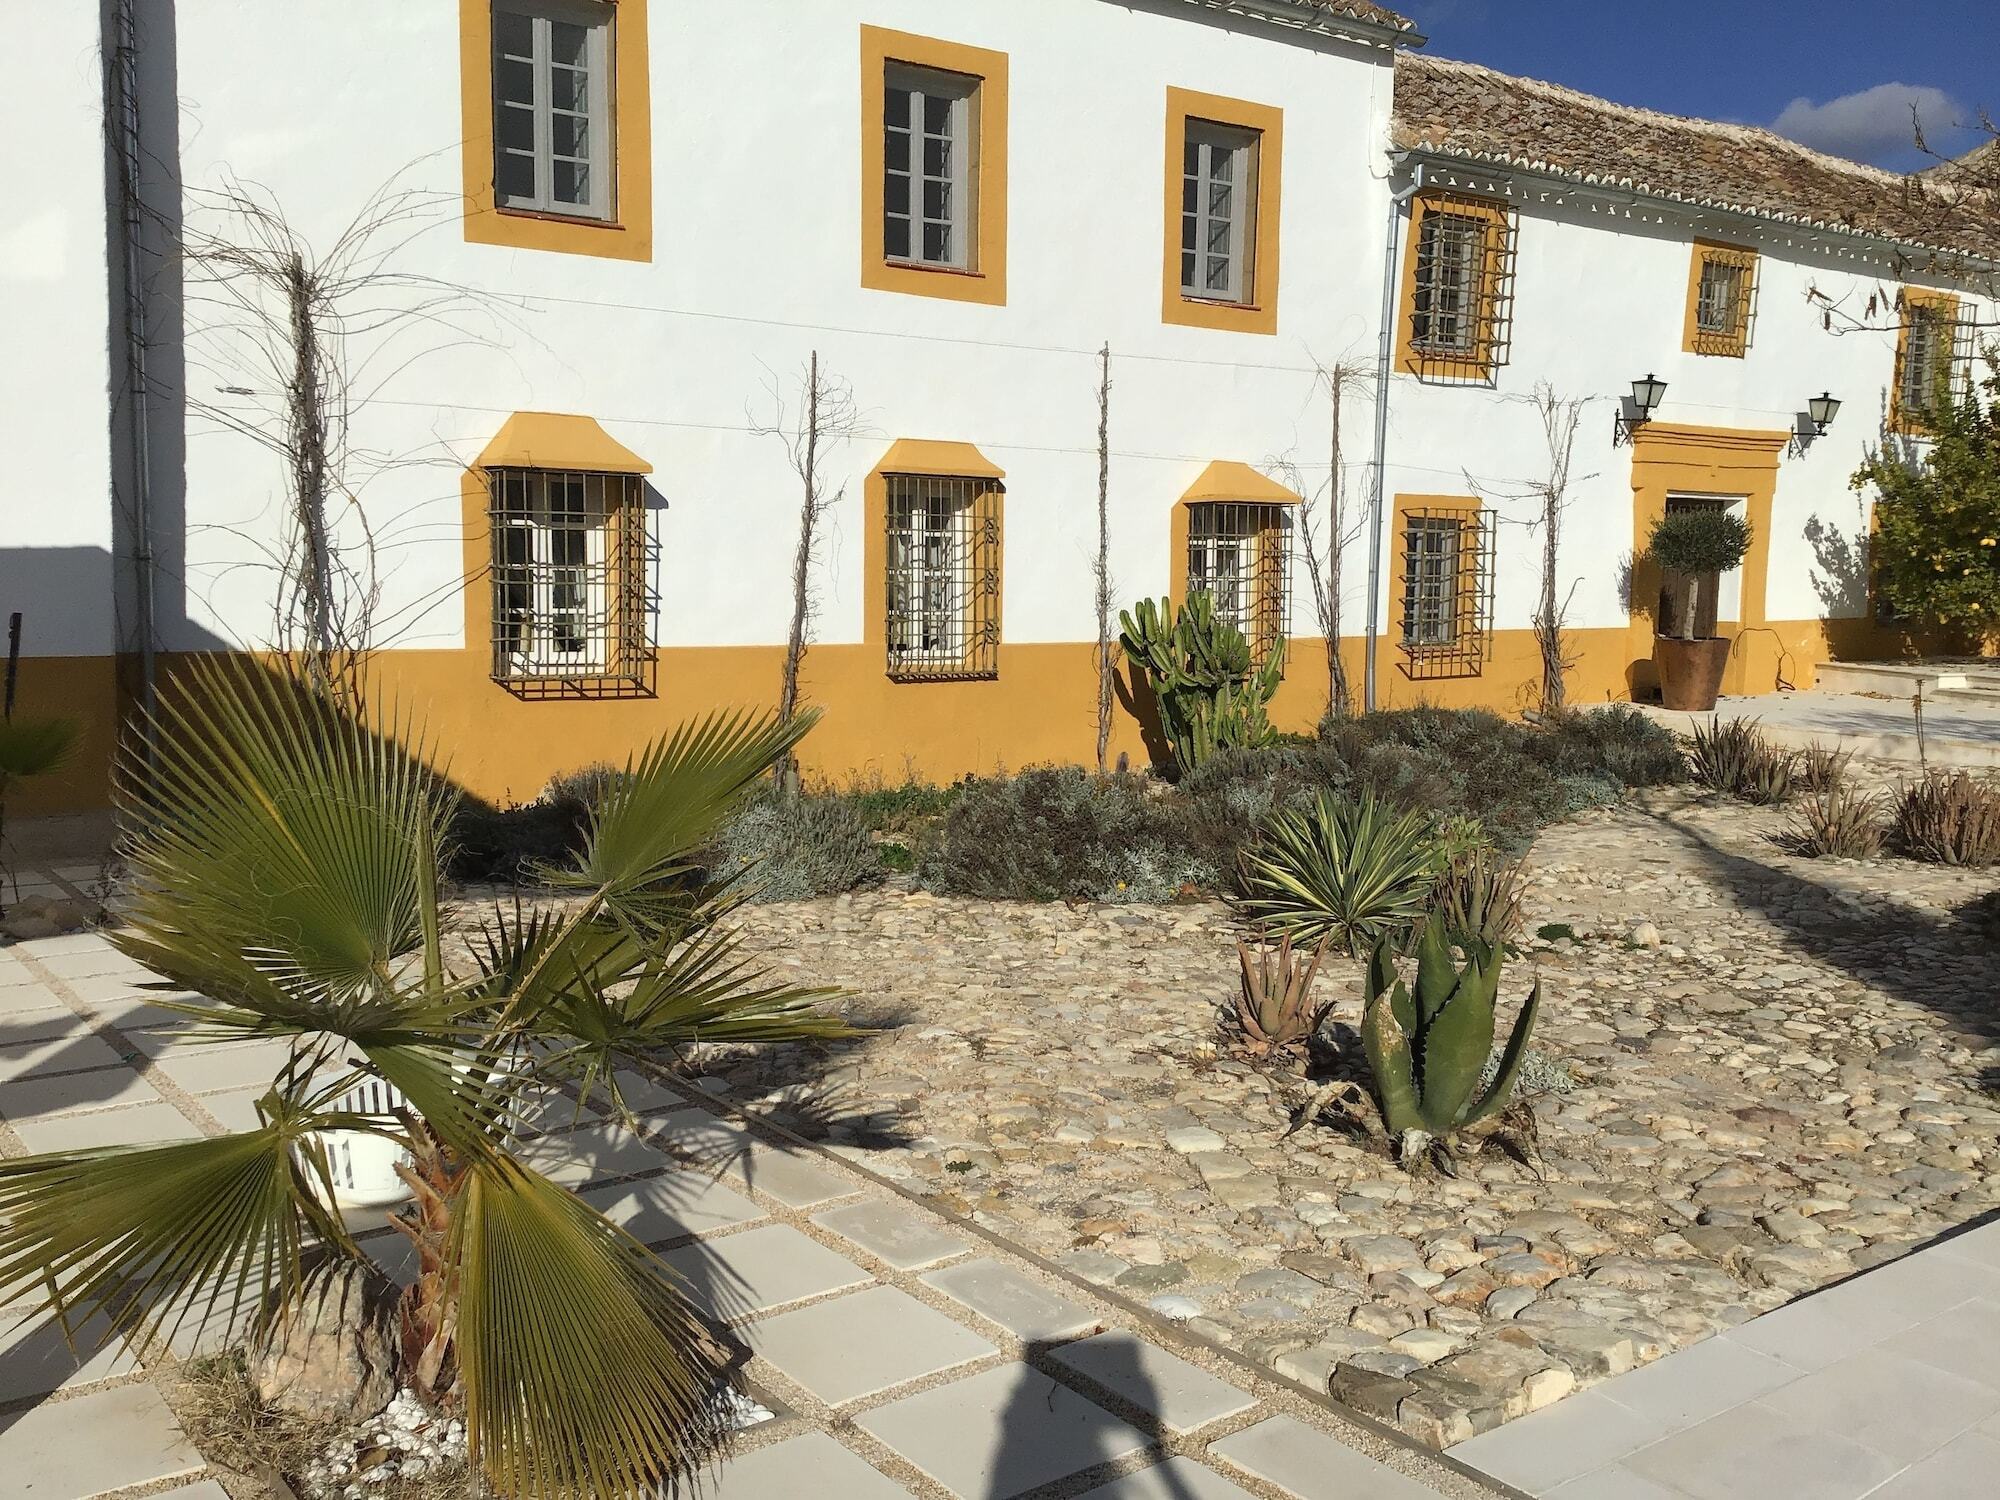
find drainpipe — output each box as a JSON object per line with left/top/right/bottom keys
{"left": 112, "top": 0, "right": 158, "bottom": 774}
{"left": 1363, "top": 159, "right": 1424, "bottom": 712}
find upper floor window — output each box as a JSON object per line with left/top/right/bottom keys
{"left": 861, "top": 28, "right": 1008, "bottom": 306}
{"left": 885, "top": 473, "right": 1001, "bottom": 680}
{"left": 491, "top": 1, "right": 615, "bottom": 222}
{"left": 1893, "top": 289, "right": 1964, "bottom": 434}
{"left": 1181, "top": 122, "right": 1260, "bottom": 305}
{"left": 1398, "top": 192, "right": 1515, "bottom": 383}
{"left": 1684, "top": 241, "right": 1757, "bottom": 357}
{"left": 1186, "top": 501, "right": 1289, "bottom": 661}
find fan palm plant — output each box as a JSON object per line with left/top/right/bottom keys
{"left": 0, "top": 657, "right": 853, "bottom": 1498}
{"left": 0, "top": 714, "right": 80, "bottom": 901}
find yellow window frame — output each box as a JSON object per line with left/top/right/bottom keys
{"left": 1890, "top": 287, "right": 1962, "bottom": 436}
{"left": 1682, "top": 240, "right": 1758, "bottom": 357}
{"left": 1160, "top": 87, "right": 1284, "bottom": 336}
{"left": 1396, "top": 191, "right": 1514, "bottom": 383}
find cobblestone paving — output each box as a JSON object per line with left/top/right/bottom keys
{"left": 0, "top": 871, "right": 1488, "bottom": 1500}
{"left": 704, "top": 786, "right": 2000, "bottom": 1448}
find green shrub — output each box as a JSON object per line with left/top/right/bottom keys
{"left": 709, "top": 787, "right": 884, "bottom": 901}
{"left": 1535, "top": 707, "right": 1688, "bottom": 788}
{"left": 1893, "top": 772, "right": 2000, "bottom": 866}
{"left": 449, "top": 798, "right": 590, "bottom": 883}
{"left": 1647, "top": 508, "right": 1753, "bottom": 578}
{"left": 918, "top": 766, "right": 1215, "bottom": 902}
{"left": 1237, "top": 792, "right": 1440, "bottom": 954}
{"left": 541, "top": 761, "right": 630, "bottom": 811}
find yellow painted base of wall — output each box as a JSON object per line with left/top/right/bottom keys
{"left": 17, "top": 619, "right": 1941, "bottom": 814}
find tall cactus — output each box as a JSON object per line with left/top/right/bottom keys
{"left": 1361, "top": 923, "right": 1541, "bottom": 1162}
{"left": 1118, "top": 592, "right": 1282, "bottom": 776}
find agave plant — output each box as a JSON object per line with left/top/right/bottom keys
{"left": 1434, "top": 846, "right": 1526, "bottom": 950}
{"left": 1361, "top": 923, "right": 1541, "bottom": 1161}
{"left": 0, "top": 658, "right": 853, "bottom": 1498}
{"left": 1237, "top": 792, "right": 1437, "bottom": 955}
{"left": 1893, "top": 770, "right": 2000, "bottom": 866}
{"left": 1689, "top": 716, "right": 1795, "bottom": 804}
{"left": 1792, "top": 781, "right": 1886, "bottom": 859}
{"left": 1233, "top": 930, "right": 1330, "bottom": 1056}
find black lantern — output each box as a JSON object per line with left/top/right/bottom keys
{"left": 1808, "top": 391, "right": 1842, "bottom": 435}
{"left": 1615, "top": 373, "right": 1668, "bottom": 445}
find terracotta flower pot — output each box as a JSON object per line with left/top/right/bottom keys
{"left": 1654, "top": 635, "right": 1731, "bottom": 712}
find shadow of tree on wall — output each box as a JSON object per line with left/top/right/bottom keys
{"left": 1802, "top": 505, "right": 1871, "bottom": 619}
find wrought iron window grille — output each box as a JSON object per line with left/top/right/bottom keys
{"left": 1185, "top": 501, "right": 1291, "bottom": 664}
{"left": 1690, "top": 246, "right": 1759, "bottom": 356}
{"left": 885, "top": 473, "right": 1002, "bottom": 681}
{"left": 1407, "top": 193, "right": 1517, "bottom": 385}
{"left": 1396, "top": 507, "right": 1494, "bottom": 680}
{"left": 488, "top": 466, "right": 653, "bottom": 699}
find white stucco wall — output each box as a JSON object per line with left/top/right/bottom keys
{"left": 1, "top": 2, "right": 118, "bottom": 659}
{"left": 148, "top": 0, "right": 1401, "bottom": 657}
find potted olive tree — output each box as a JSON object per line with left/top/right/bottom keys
{"left": 1648, "top": 507, "right": 1753, "bottom": 711}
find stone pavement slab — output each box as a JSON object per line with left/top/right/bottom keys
{"left": 813, "top": 1198, "right": 969, "bottom": 1270}
{"left": 1048, "top": 1331, "right": 1257, "bottom": 1435}
{"left": 1620, "top": 1401, "right": 1901, "bottom": 1500}
{"left": 14, "top": 1100, "right": 201, "bottom": 1152}
{"left": 0, "top": 1380, "right": 202, "bottom": 1495}
{"left": 1077, "top": 1456, "right": 1262, "bottom": 1499}
{"left": 659, "top": 1223, "right": 870, "bottom": 1319}
{"left": 648, "top": 1108, "right": 856, "bottom": 1207}
{"left": 158, "top": 1484, "right": 233, "bottom": 1500}
{"left": 0, "top": 1029, "right": 123, "bottom": 1081}
{"left": 922, "top": 1257, "right": 1102, "bottom": 1341}
{"left": 705, "top": 1432, "right": 913, "bottom": 1499}
{"left": 1211, "top": 1416, "right": 1447, "bottom": 1499}
{"left": 582, "top": 1170, "right": 764, "bottom": 1243}
{"left": 0, "top": 1307, "right": 141, "bottom": 1402}
{"left": 857, "top": 1361, "right": 1151, "bottom": 1499}
{"left": 516, "top": 1121, "right": 668, "bottom": 1185}
{"left": 0, "top": 1064, "right": 162, "bottom": 1119}
{"left": 746, "top": 1285, "right": 995, "bottom": 1405}
{"left": 1868, "top": 1429, "right": 2000, "bottom": 1500}
{"left": 150, "top": 1038, "right": 294, "bottom": 1094}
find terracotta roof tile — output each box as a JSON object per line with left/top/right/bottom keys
{"left": 1181, "top": 0, "right": 1418, "bottom": 39}
{"left": 1392, "top": 53, "right": 2000, "bottom": 261}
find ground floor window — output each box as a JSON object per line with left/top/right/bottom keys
{"left": 1185, "top": 501, "right": 1290, "bottom": 661}
{"left": 1396, "top": 502, "right": 1492, "bottom": 678}
{"left": 488, "top": 467, "right": 649, "bottom": 694}
{"left": 885, "top": 473, "right": 1001, "bottom": 680}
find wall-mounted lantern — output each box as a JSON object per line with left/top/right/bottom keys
{"left": 1807, "top": 391, "right": 1842, "bottom": 435}
{"left": 1613, "top": 373, "right": 1668, "bottom": 446}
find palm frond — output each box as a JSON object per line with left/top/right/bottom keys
{"left": 0, "top": 716, "right": 80, "bottom": 780}
{"left": 0, "top": 1100, "right": 351, "bottom": 1356}
{"left": 113, "top": 655, "right": 451, "bottom": 1026}
{"left": 451, "top": 1156, "right": 730, "bottom": 1498}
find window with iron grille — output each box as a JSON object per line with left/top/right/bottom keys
{"left": 1405, "top": 193, "right": 1516, "bottom": 383}
{"left": 885, "top": 474, "right": 1001, "bottom": 680}
{"left": 883, "top": 63, "right": 980, "bottom": 270}
{"left": 1186, "top": 502, "right": 1290, "bottom": 661}
{"left": 489, "top": 468, "right": 650, "bottom": 696}
{"left": 1895, "top": 293, "right": 1968, "bottom": 430}
{"left": 1397, "top": 506, "right": 1494, "bottom": 679}
{"left": 491, "top": 0, "right": 615, "bottom": 221}
{"left": 1181, "top": 121, "right": 1260, "bottom": 305}
{"left": 1688, "top": 244, "right": 1757, "bottom": 356}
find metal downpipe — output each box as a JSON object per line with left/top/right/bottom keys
{"left": 1363, "top": 162, "right": 1423, "bottom": 713}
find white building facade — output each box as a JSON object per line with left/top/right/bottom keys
{"left": 3, "top": 0, "right": 1994, "bottom": 814}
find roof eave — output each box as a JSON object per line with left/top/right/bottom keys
{"left": 1183, "top": 0, "right": 1427, "bottom": 52}
{"left": 1393, "top": 144, "right": 2000, "bottom": 275}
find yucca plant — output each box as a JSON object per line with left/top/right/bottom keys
{"left": 1893, "top": 770, "right": 2000, "bottom": 866}
{"left": 1689, "top": 716, "right": 1794, "bottom": 803}
{"left": 1237, "top": 792, "right": 1437, "bottom": 955}
{"left": 1233, "top": 930, "right": 1331, "bottom": 1057}
{"left": 1361, "top": 923, "right": 1542, "bottom": 1162}
{"left": 1434, "top": 847, "right": 1526, "bottom": 950}
{"left": 1792, "top": 781, "right": 1886, "bottom": 859}
{"left": 0, "top": 658, "right": 853, "bottom": 1498}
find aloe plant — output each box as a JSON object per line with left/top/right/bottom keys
{"left": 1361, "top": 923, "right": 1542, "bottom": 1159}
{"left": 1234, "top": 931, "right": 1330, "bottom": 1056}
{"left": 1118, "top": 593, "right": 1282, "bottom": 776}
{"left": 1237, "top": 792, "right": 1437, "bottom": 955}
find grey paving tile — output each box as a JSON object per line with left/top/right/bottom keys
{"left": 659, "top": 1224, "right": 870, "bottom": 1320}
{"left": 1545, "top": 1466, "right": 1690, "bottom": 1500}
{"left": 63, "top": 972, "right": 159, "bottom": 1005}
{"left": 1449, "top": 1390, "right": 1672, "bottom": 1494}
{"left": 198, "top": 1087, "right": 268, "bottom": 1133}
{"left": 515, "top": 1122, "right": 668, "bottom": 1186}
{"left": 857, "top": 1360, "right": 1148, "bottom": 1498}
{"left": 14, "top": 1100, "right": 201, "bottom": 1152}
{"left": 1077, "top": 1456, "right": 1262, "bottom": 1500}
{"left": 648, "top": 1108, "right": 855, "bottom": 1208}
{"left": 0, "top": 1063, "right": 162, "bottom": 1120}
{"left": 1722, "top": 1286, "right": 1924, "bottom": 1372}
{"left": 1210, "top": 1415, "right": 1446, "bottom": 1499}
{"left": 1591, "top": 1335, "right": 1800, "bottom": 1432}
{"left": 0, "top": 1029, "right": 122, "bottom": 1081}
{"left": 0, "top": 1008, "right": 92, "bottom": 1044}
{"left": 1811, "top": 1247, "right": 2000, "bottom": 1326}
{"left": 156, "top": 1483, "right": 234, "bottom": 1500}
{"left": 922, "top": 1258, "right": 1102, "bottom": 1342}
{"left": 11, "top": 932, "right": 115, "bottom": 956}
{"left": 813, "top": 1198, "right": 969, "bottom": 1270}
{"left": 581, "top": 1170, "right": 763, "bottom": 1242}
{"left": 1935, "top": 1220, "right": 2000, "bottom": 1271}
{"left": 0, "top": 1307, "right": 140, "bottom": 1401}
{"left": 0, "top": 1380, "right": 202, "bottom": 1494}
{"left": 1047, "top": 1331, "right": 1257, "bottom": 1435}
{"left": 749, "top": 1285, "right": 995, "bottom": 1406}
{"left": 1876, "top": 1297, "right": 2000, "bottom": 1393}
{"left": 151, "top": 1038, "right": 292, "bottom": 1094}
{"left": 0, "top": 981, "right": 68, "bottom": 1016}
{"left": 1755, "top": 1350, "right": 2000, "bottom": 1465}
{"left": 1865, "top": 1427, "right": 2000, "bottom": 1499}
{"left": 1622, "top": 1401, "right": 1902, "bottom": 1500}
{"left": 704, "top": 1432, "right": 913, "bottom": 1499}
{"left": 34, "top": 947, "right": 140, "bottom": 980}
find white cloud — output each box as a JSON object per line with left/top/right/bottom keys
{"left": 1771, "top": 83, "right": 1965, "bottom": 164}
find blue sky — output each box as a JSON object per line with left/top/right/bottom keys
{"left": 1396, "top": 1, "right": 1998, "bottom": 173}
